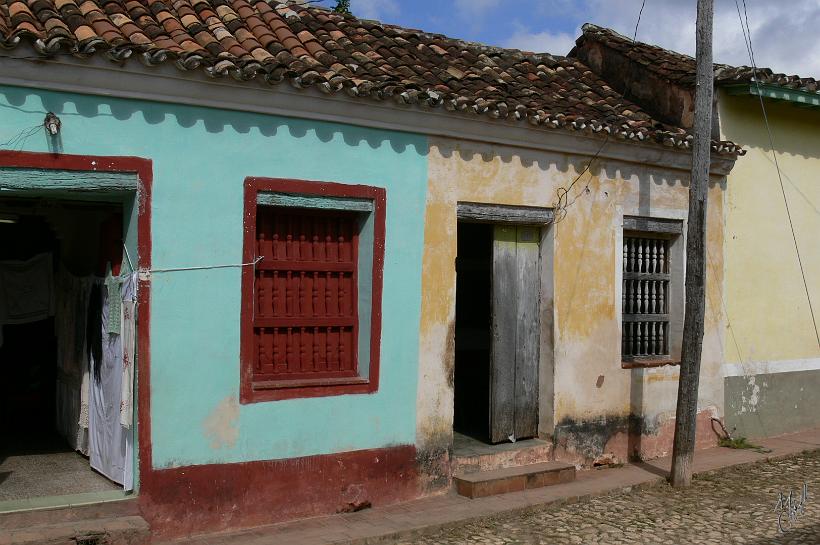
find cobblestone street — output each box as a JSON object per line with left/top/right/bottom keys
{"left": 390, "top": 451, "right": 820, "bottom": 545}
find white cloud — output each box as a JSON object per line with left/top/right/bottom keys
{"left": 500, "top": 0, "right": 820, "bottom": 77}
{"left": 583, "top": 0, "right": 820, "bottom": 77}
{"left": 454, "top": 0, "right": 501, "bottom": 32}
{"left": 503, "top": 27, "right": 578, "bottom": 55}
{"left": 353, "top": 0, "right": 400, "bottom": 21}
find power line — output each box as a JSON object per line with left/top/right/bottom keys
{"left": 553, "top": 0, "right": 647, "bottom": 223}
{"left": 733, "top": 0, "right": 820, "bottom": 349}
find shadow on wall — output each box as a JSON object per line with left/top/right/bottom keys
{"left": 721, "top": 95, "right": 820, "bottom": 161}
{"left": 434, "top": 140, "right": 726, "bottom": 199}
{"left": 0, "top": 86, "right": 428, "bottom": 157}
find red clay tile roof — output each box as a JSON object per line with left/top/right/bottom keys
{"left": 576, "top": 24, "right": 818, "bottom": 94}
{"left": 0, "top": 1, "right": 742, "bottom": 155}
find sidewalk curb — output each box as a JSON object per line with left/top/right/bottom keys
{"left": 337, "top": 446, "right": 820, "bottom": 545}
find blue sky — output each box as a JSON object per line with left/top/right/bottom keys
{"left": 313, "top": 0, "right": 820, "bottom": 77}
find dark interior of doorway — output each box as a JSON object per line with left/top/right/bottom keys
{"left": 0, "top": 198, "right": 122, "bottom": 502}
{"left": 453, "top": 222, "right": 493, "bottom": 443}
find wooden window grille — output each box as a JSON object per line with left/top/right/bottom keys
{"left": 622, "top": 235, "right": 670, "bottom": 359}
{"left": 252, "top": 208, "right": 359, "bottom": 381}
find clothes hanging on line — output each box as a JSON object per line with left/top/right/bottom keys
{"left": 0, "top": 253, "right": 55, "bottom": 347}
{"left": 89, "top": 272, "right": 137, "bottom": 490}
{"left": 54, "top": 268, "right": 93, "bottom": 455}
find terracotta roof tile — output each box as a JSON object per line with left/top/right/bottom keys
{"left": 0, "top": 0, "right": 743, "bottom": 155}
{"left": 576, "top": 24, "right": 818, "bottom": 94}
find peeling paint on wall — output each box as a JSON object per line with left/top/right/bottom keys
{"left": 203, "top": 396, "right": 239, "bottom": 450}
{"left": 417, "top": 136, "right": 728, "bottom": 467}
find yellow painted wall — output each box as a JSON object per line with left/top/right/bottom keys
{"left": 417, "top": 136, "right": 728, "bottom": 462}
{"left": 719, "top": 93, "right": 820, "bottom": 365}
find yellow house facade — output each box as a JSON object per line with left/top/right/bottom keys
{"left": 719, "top": 91, "right": 820, "bottom": 438}
{"left": 573, "top": 24, "right": 820, "bottom": 442}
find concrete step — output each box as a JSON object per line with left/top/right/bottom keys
{"left": 451, "top": 437, "right": 553, "bottom": 475}
{"left": 0, "top": 499, "right": 149, "bottom": 545}
{"left": 0, "top": 515, "right": 149, "bottom": 545}
{"left": 0, "top": 498, "right": 140, "bottom": 529}
{"left": 454, "top": 461, "right": 576, "bottom": 499}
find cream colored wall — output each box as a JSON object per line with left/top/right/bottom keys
{"left": 417, "top": 136, "right": 727, "bottom": 462}
{"left": 719, "top": 93, "right": 820, "bottom": 366}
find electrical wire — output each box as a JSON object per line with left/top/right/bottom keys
{"left": 0, "top": 124, "right": 42, "bottom": 151}
{"left": 733, "top": 0, "right": 820, "bottom": 349}
{"left": 553, "top": 0, "right": 647, "bottom": 223}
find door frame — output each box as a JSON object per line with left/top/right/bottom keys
{"left": 455, "top": 202, "right": 555, "bottom": 440}
{"left": 0, "top": 150, "right": 153, "bottom": 509}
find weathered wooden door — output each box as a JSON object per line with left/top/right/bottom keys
{"left": 490, "top": 225, "right": 540, "bottom": 443}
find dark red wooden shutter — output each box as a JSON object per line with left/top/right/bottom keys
{"left": 253, "top": 208, "right": 359, "bottom": 381}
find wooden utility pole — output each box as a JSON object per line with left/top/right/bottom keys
{"left": 670, "top": 0, "right": 714, "bottom": 488}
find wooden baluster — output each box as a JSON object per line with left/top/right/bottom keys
{"left": 659, "top": 241, "right": 666, "bottom": 273}
{"left": 312, "top": 232, "right": 320, "bottom": 261}
{"left": 286, "top": 271, "right": 293, "bottom": 316}
{"left": 628, "top": 238, "right": 635, "bottom": 272}
{"left": 286, "top": 327, "right": 293, "bottom": 372}
{"left": 326, "top": 271, "right": 332, "bottom": 316}
{"left": 256, "top": 331, "right": 264, "bottom": 372}
{"left": 338, "top": 217, "right": 345, "bottom": 262}
{"left": 649, "top": 281, "right": 656, "bottom": 314}
{"left": 659, "top": 281, "right": 666, "bottom": 313}
{"left": 623, "top": 241, "right": 628, "bottom": 274}
{"left": 299, "top": 271, "right": 306, "bottom": 316}
{"left": 624, "top": 322, "right": 632, "bottom": 356}
{"left": 273, "top": 328, "right": 279, "bottom": 369}
{"left": 272, "top": 271, "right": 279, "bottom": 315}
{"left": 272, "top": 232, "right": 279, "bottom": 260}
{"left": 313, "top": 327, "right": 320, "bottom": 371}
{"left": 326, "top": 218, "right": 336, "bottom": 261}
{"left": 637, "top": 239, "right": 644, "bottom": 273}
{"left": 300, "top": 217, "right": 308, "bottom": 259}
{"left": 299, "top": 327, "right": 307, "bottom": 372}
{"left": 286, "top": 223, "right": 293, "bottom": 259}
{"left": 663, "top": 322, "right": 669, "bottom": 354}
{"left": 326, "top": 327, "right": 333, "bottom": 371}
{"left": 642, "top": 280, "right": 649, "bottom": 314}
{"left": 339, "top": 272, "right": 346, "bottom": 316}
{"left": 636, "top": 280, "right": 643, "bottom": 314}
{"left": 650, "top": 322, "right": 656, "bottom": 355}
{"left": 339, "top": 326, "right": 346, "bottom": 370}
{"left": 622, "top": 280, "right": 627, "bottom": 315}
{"left": 642, "top": 322, "right": 649, "bottom": 355}
{"left": 258, "top": 227, "right": 266, "bottom": 261}
{"left": 312, "top": 272, "right": 319, "bottom": 317}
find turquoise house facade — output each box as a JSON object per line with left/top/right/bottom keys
{"left": 0, "top": 83, "right": 430, "bottom": 536}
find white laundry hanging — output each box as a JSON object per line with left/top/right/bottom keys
{"left": 89, "top": 272, "right": 136, "bottom": 491}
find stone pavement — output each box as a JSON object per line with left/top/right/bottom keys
{"left": 390, "top": 449, "right": 820, "bottom": 545}
{"left": 163, "top": 428, "right": 820, "bottom": 545}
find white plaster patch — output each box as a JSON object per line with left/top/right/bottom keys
{"left": 738, "top": 376, "right": 761, "bottom": 415}
{"left": 203, "top": 395, "right": 240, "bottom": 450}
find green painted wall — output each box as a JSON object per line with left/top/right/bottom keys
{"left": 725, "top": 370, "right": 820, "bottom": 439}
{"left": 0, "top": 84, "right": 429, "bottom": 470}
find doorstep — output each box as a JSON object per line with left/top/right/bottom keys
{"left": 0, "top": 496, "right": 149, "bottom": 545}
{"left": 159, "top": 428, "right": 820, "bottom": 545}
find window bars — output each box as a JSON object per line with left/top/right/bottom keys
{"left": 622, "top": 235, "right": 671, "bottom": 358}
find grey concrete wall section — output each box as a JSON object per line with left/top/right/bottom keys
{"left": 725, "top": 369, "right": 820, "bottom": 439}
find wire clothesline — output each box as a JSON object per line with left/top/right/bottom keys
{"left": 141, "top": 255, "right": 263, "bottom": 275}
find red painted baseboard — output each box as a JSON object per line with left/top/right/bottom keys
{"left": 139, "top": 444, "right": 420, "bottom": 539}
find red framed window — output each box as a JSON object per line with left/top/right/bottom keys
{"left": 241, "top": 178, "right": 386, "bottom": 402}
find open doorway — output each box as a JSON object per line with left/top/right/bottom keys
{"left": 0, "top": 197, "right": 136, "bottom": 504}
{"left": 454, "top": 218, "right": 543, "bottom": 445}
{"left": 453, "top": 222, "right": 493, "bottom": 442}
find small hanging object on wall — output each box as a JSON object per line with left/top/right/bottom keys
{"left": 44, "top": 112, "right": 61, "bottom": 136}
